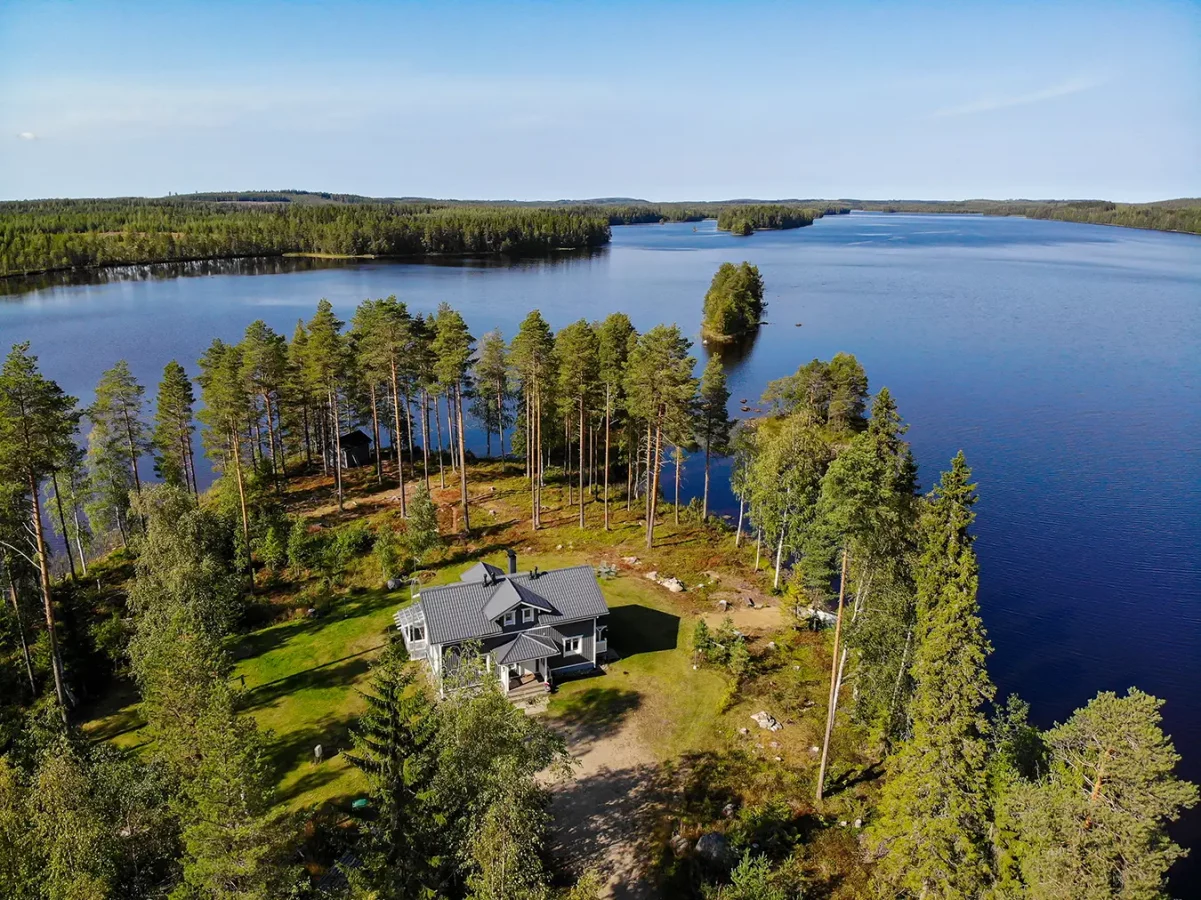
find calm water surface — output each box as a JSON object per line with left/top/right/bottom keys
{"left": 3, "top": 213, "right": 1199, "bottom": 883}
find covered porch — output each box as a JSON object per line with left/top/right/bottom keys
{"left": 493, "top": 632, "right": 558, "bottom": 699}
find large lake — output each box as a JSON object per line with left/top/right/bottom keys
{"left": 3, "top": 213, "right": 1200, "bottom": 881}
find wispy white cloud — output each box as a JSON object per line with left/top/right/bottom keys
{"left": 17, "top": 132, "right": 37, "bottom": 140}
{"left": 928, "top": 76, "right": 1105, "bottom": 119}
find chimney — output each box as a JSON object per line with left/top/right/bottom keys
{"left": 506, "top": 549, "right": 517, "bottom": 575}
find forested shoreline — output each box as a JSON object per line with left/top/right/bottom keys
{"left": 1, "top": 283, "right": 1196, "bottom": 897}
{"left": 3, "top": 192, "right": 1195, "bottom": 278}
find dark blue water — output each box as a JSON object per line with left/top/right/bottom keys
{"left": 3, "top": 213, "right": 1199, "bottom": 883}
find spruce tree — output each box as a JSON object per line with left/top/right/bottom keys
{"left": 196, "top": 338, "right": 253, "bottom": 564}
{"left": 870, "top": 452, "right": 995, "bottom": 899}
{"left": 345, "top": 641, "right": 441, "bottom": 899}
{"left": 152, "top": 360, "right": 198, "bottom": 496}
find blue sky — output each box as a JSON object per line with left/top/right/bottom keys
{"left": 2, "top": 1, "right": 1198, "bottom": 201}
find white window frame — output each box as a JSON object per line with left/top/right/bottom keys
{"left": 521, "top": 607, "right": 535, "bottom": 623}
{"left": 564, "top": 636, "right": 582, "bottom": 655}
{"left": 503, "top": 611, "right": 516, "bottom": 626}
{"left": 409, "top": 624, "right": 425, "bottom": 643}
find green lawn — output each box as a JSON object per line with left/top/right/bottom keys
{"left": 548, "top": 571, "right": 729, "bottom": 760}
{"left": 84, "top": 547, "right": 731, "bottom": 813}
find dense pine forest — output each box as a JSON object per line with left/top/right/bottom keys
{"left": 0, "top": 198, "right": 612, "bottom": 276}
{"left": 850, "top": 197, "right": 1201, "bottom": 234}
{"left": 1, "top": 286, "right": 1195, "bottom": 898}
{"left": 716, "top": 205, "right": 819, "bottom": 235}
{"left": 3, "top": 192, "right": 1195, "bottom": 278}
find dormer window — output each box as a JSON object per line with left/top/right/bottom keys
{"left": 503, "top": 611, "right": 516, "bottom": 626}
{"left": 522, "top": 608, "right": 535, "bottom": 623}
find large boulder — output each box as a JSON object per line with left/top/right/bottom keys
{"left": 751, "top": 711, "right": 783, "bottom": 731}
{"left": 695, "top": 832, "right": 735, "bottom": 868}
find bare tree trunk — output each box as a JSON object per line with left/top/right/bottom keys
{"left": 533, "top": 382, "right": 543, "bottom": 529}
{"left": 816, "top": 547, "right": 850, "bottom": 802}
{"left": 735, "top": 498, "right": 745, "bottom": 546}
{"left": 71, "top": 503, "right": 89, "bottom": 575}
{"left": 673, "top": 446, "right": 681, "bottom": 526}
{"left": 404, "top": 393, "right": 415, "bottom": 460}
{"left": 268, "top": 394, "right": 286, "bottom": 481}
{"left": 435, "top": 393, "right": 446, "bottom": 489}
{"left": 49, "top": 470, "right": 77, "bottom": 580}
{"left": 420, "top": 389, "right": 431, "bottom": 491}
{"left": 369, "top": 383, "right": 382, "bottom": 485}
{"left": 302, "top": 401, "right": 313, "bottom": 468}
{"left": 5, "top": 568, "right": 36, "bottom": 694}
{"left": 498, "top": 382, "right": 506, "bottom": 475}
{"left": 703, "top": 441, "right": 711, "bottom": 521}
{"left": 774, "top": 520, "right": 786, "bottom": 589}
{"left": 455, "top": 382, "right": 470, "bottom": 533}
{"left": 527, "top": 389, "right": 535, "bottom": 527}
{"left": 390, "top": 362, "right": 408, "bottom": 516}
{"left": 886, "top": 626, "right": 914, "bottom": 745}
{"left": 578, "top": 399, "right": 585, "bottom": 528}
{"left": 645, "top": 416, "right": 663, "bottom": 549}
{"left": 29, "top": 474, "right": 68, "bottom": 721}
{"left": 329, "top": 388, "right": 344, "bottom": 511}
{"left": 565, "top": 414, "right": 572, "bottom": 508}
{"left": 629, "top": 430, "right": 638, "bottom": 511}
{"left": 644, "top": 420, "right": 654, "bottom": 524}
{"left": 445, "top": 391, "right": 456, "bottom": 472}
{"left": 755, "top": 527, "right": 762, "bottom": 570}
{"left": 230, "top": 430, "right": 253, "bottom": 575}
{"left": 603, "top": 385, "right": 611, "bottom": 531}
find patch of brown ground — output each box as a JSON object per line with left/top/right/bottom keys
{"left": 547, "top": 715, "right": 664, "bottom": 900}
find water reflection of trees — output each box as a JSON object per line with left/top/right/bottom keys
{"left": 0, "top": 246, "right": 611, "bottom": 298}
{"left": 700, "top": 329, "right": 759, "bottom": 375}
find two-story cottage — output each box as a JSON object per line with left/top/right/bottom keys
{"left": 393, "top": 551, "right": 610, "bottom": 698}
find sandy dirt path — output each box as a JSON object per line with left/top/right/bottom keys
{"left": 547, "top": 715, "right": 665, "bottom": 900}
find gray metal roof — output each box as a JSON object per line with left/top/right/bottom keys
{"left": 460, "top": 561, "right": 505, "bottom": 583}
{"left": 494, "top": 632, "right": 559, "bottom": 665}
{"left": 481, "top": 579, "right": 556, "bottom": 619}
{"left": 418, "top": 564, "right": 609, "bottom": 645}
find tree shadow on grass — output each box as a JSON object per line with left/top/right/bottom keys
{"left": 548, "top": 760, "right": 671, "bottom": 899}
{"left": 231, "top": 590, "right": 399, "bottom": 663}
{"left": 268, "top": 711, "right": 362, "bottom": 805}
{"left": 608, "top": 604, "right": 679, "bottom": 657}
{"left": 553, "top": 687, "right": 642, "bottom": 750}
{"left": 241, "top": 648, "right": 380, "bottom": 711}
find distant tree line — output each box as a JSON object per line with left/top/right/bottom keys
{"left": 0, "top": 200, "right": 612, "bottom": 276}
{"left": 850, "top": 198, "right": 1201, "bottom": 234}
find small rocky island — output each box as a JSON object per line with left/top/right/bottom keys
{"left": 701, "top": 260, "right": 766, "bottom": 342}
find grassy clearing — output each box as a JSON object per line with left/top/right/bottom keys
{"left": 81, "top": 455, "right": 878, "bottom": 897}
